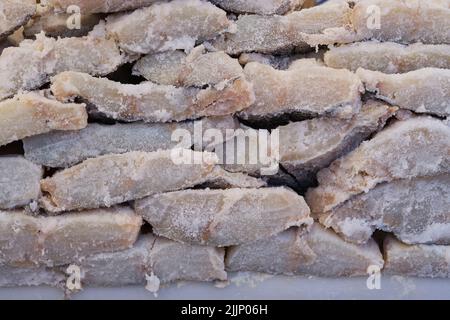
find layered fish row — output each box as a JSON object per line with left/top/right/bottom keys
{"left": 1, "top": 0, "right": 449, "bottom": 291}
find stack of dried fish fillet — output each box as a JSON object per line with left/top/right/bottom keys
{"left": 0, "top": 0, "right": 449, "bottom": 292}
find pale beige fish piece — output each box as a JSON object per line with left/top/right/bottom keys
{"left": 0, "top": 92, "right": 87, "bottom": 147}
{"left": 24, "top": 4, "right": 101, "bottom": 38}
{"left": 319, "top": 175, "right": 450, "bottom": 245}
{"left": 351, "top": 0, "right": 450, "bottom": 44}
{"left": 325, "top": 42, "right": 450, "bottom": 73}
{"left": 105, "top": 0, "right": 232, "bottom": 54}
{"left": 279, "top": 100, "right": 397, "bottom": 186}
{"left": 210, "top": 0, "right": 304, "bottom": 15}
{"left": 40, "top": 150, "right": 218, "bottom": 212}
{"left": 151, "top": 235, "right": 227, "bottom": 283}
{"left": 135, "top": 187, "right": 312, "bottom": 247}
{"left": 0, "top": 207, "right": 142, "bottom": 267}
{"left": 303, "top": 0, "right": 450, "bottom": 46}
{"left": 0, "top": 0, "right": 36, "bottom": 39}
{"left": 77, "top": 233, "right": 226, "bottom": 287}
{"left": 77, "top": 234, "right": 154, "bottom": 287}
{"left": 357, "top": 67, "right": 450, "bottom": 117}
{"left": 384, "top": 236, "right": 450, "bottom": 278}
{"left": 306, "top": 117, "right": 450, "bottom": 214}
{"left": 0, "top": 264, "right": 64, "bottom": 288}
{"left": 49, "top": 0, "right": 165, "bottom": 13}
{"left": 211, "top": 1, "right": 352, "bottom": 54}
{"left": 133, "top": 46, "right": 243, "bottom": 87}
{"left": 0, "top": 156, "right": 42, "bottom": 210}
{"left": 239, "top": 60, "right": 363, "bottom": 123}
{"left": 226, "top": 223, "right": 384, "bottom": 277}
{"left": 23, "top": 116, "right": 239, "bottom": 168}
{"left": 51, "top": 71, "right": 254, "bottom": 123}
{"left": 0, "top": 30, "right": 124, "bottom": 100}
{"left": 133, "top": 50, "right": 187, "bottom": 86}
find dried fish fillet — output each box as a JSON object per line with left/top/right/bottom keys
{"left": 0, "top": 207, "right": 142, "bottom": 266}
{"left": 303, "top": 0, "right": 450, "bottom": 46}
{"left": 357, "top": 68, "right": 450, "bottom": 117}
{"left": 0, "top": 156, "right": 42, "bottom": 210}
{"left": 306, "top": 117, "right": 450, "bottom": 214}
{"left": 210, "top": 0, "right": 304, "bottom": 15}
{"left": 49, "top": 0, "right": 164, "bottom": 13}
{"left": 0, "top": 0, "right": 36, "bottom": 39}
{"left": 325, "top": 42, "right": 450, "bottom": 73}
{"left": 51, "top": 71, "right": 254, "bottom": 123}
{"left": 135, "top": 187, "right": 312, "bottom": 246}
{"left": 133, "top": 50, "right": 187, "bottom": 86}
{"left": 76, "top": 234, "right": 153, "bottom": 287}
{"left": 239, "top": 60, "right": 363, "bottom": 122}
{"left": 40, "top": 150, "right": 218, "bottom": 212}
{"left": 0, "top": 31, "right": 124, "bottom": 100}
{"left": 24, "top": 4, "right": 101, "bottom": 38}
{"left": 351, "top": 0, "right": 450, "bottom": 44}
{"left": 23, "top": 116, "right": 239, "bottom": 168}
{"left": 151, "top": 235, "right": 227, "bottom": 283}
{"left": 211, "top": 1, "right": 352, "bottom": 54}
{"left": 279, "top": 100, "right": 397, "bottom": 186}
{"left": 226, "top": 224, "right": 384, "bottom": 277}
{"left": 319, "top": 175, "right": 450, "bottom": 245}
{"left": 384, "top": 236, "right": 450, "bottom": 278}
{"left": 133, "top": 46, "right": 243, "bottom": 87}
{"left": 0, "top": 264, "right": 64, "bottom": 288}
{"left": 0, "top": 92, "right": 87, "bottom": 147}
{"left": 106, "top": 0, "right": 232, "bottom": 54}
{"left": 78, "top": 233, "right": 226, "bottom": 287}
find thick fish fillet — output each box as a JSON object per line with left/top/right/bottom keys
{"left": 133, "top": 45, "right": 243, "bottom": 87}
{"left": 0, "top": 156, "right": 42, "bottom": 210}
{"left": 226, "top": 224, "right": 384, "bottom": 277}
{"left": 40, "top": 150, "right": 218, "bottom": 212}
{"left": 239, "top": 59, "right": 363, "bottom": 122}
{"left": 0, "top": 207, "right": 142, "bottom": 267}
{"left": 303, "top": 0, "right": 450, "bottom": 46}
{"left": 0, "top": 30, "right": 123, "bottom": 100}
{"left": 0, "top": 264, "right": 64, "bottom": 288}
{"left": 76, "top": 233, "right": 227, "bottom": 286}
{"left": 0, "top": 0, "right": 36, "bottom": 39}
{"left": 357, "top": 68, "right": 450, "bottom": 117}
{"left": 24, "top": 4, "right": 101, "bottom": 38}
{"left": 325, "top": 42, "right": 450, "bottom": 73}
{"left": 135, "top": 187, "right": 312, "bottom": 246}
{"left": 51, "top": 71, "right": 255, "bottom": 123}
{"left": 384, "top": 236, "right": 450, "bottom": 278}
{"left": 211, "top": 1, "right": 352, "bottom": 54}
{"left": 23, "top": 116, "right": 239, "bottom": 168}
{"left": 306, "top": 117, "right": 450, "bottom": 214}
{"left": 279, "top": 100, "right": 396, "bottom": 186}
{"left": 105, "top": 0, "right": 232, "bottom": 54}
{"left": 0, "top": 92, "right": 87, "bottom": 147}
{"left": 319, "top": 175, "right": 450, "bottom": 245}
